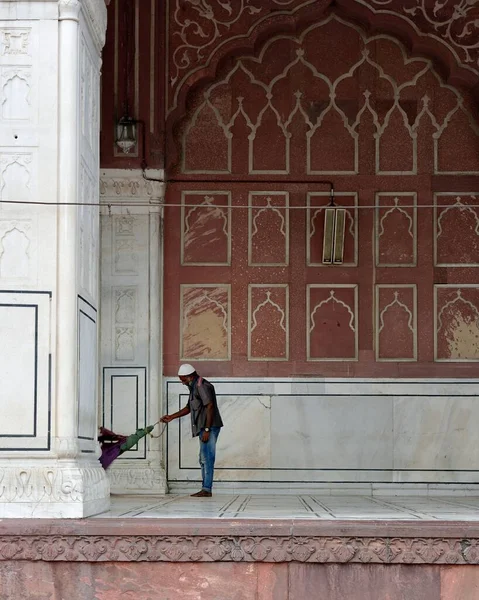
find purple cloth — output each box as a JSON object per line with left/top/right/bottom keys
{"left": 98, "top": 427, "right": 128, "bottom": 469}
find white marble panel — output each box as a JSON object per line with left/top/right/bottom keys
{"left": 102, "top": 367, "right": 147, "bottom": 459}
{"left": 167, "top": 390, "right": 272, "bottom": 484}
{"left": 0, "top": 303, "right": 35, "bottom": 434}
{"left": 165, "top": 378, "right": 479, "bottom": 490}
{"left": 0, "top": 291, "right": 50, "bottom": 450}
{"left": 271, "top": 395, "right": 393, "bottom": 470}
{"left": 177, "top": 395, "right": 271, "bottom": 472}
{"left": 393, "top": 396, "right": 479, "bottom": 470}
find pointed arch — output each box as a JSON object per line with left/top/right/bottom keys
{"left": 167, "top": 1, "right": 479, "bottom": 172}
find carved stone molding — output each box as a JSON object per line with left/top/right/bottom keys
{"left": 0, "top": 465, "right": 109, "bottom": 503}
{"left": 100, "top": 169, "right": 165, "bottom": 202}
{"left": 0, "top": 533, "right": 478, "bottom": 564}
{"left": 107, "top": 465, "right": 167, "bottom": 494}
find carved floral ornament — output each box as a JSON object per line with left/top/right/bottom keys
{"left": 367, "top": 0, "right": 479, "bottom": 68}
{"left": 167, "top": 0, "right": 479, "bottom": 117}
{"left": 100, "top": 174, "right": 164, "bottom": 200}
{"left": 0, "top": 533, "right": 479, "bottom": 564}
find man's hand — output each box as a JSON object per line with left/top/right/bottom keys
{"left": 201, "top": 430, "right": 210, "bottom": 443}
{"left": 160, "top": 414, "right": 173, "bottom": 423}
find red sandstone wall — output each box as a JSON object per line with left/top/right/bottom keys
{"left": 2, "top": 561, "right": 479, "bottom": 599}
{"left": 100, "top": 0, "right": 164, "bottom": 169}
{"left": 162, "top": 16, "right": 479, "bottom": 377}
{"left": 101, "top": 1, "right": 479, "bottom": 378}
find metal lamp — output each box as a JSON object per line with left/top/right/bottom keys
{"left": 115, "top": 115, "right": 137, "bottom": 154}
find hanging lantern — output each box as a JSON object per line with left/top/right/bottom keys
{"left": 116, "top": 115, "right": 137, "bottom": 154}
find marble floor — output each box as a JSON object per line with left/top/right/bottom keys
{"left": 96, "top": 494, "right": 479, "bottom": 520}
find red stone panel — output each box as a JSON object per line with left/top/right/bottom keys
{"left": 249, "top": 193, "right": 288, "bottom": 266}
{"left": 435, "top": 286, "right": 479, "bottom": 362}
{"left": 183, "top": 101, "right": 231, "bottom": 173}
{"left": 289, "top": 564, "right": 440, "bottom": 600}
{"left": 376, "top": 285, "right": 417, "bottom": 361}
{"left": 7, "top": 559, "right": 479, "bottom": 599}
{"left": 249, "top": 285, "right": 289, "bottom": 361}
{"left": 182, "top": 192, "right": 231, "bottom": 265}
{"left": 181, "top": 285, "right": 230, "bottom": 361}
{"left": 377, "top": 104, "right": 415, "bottom": 174}
{"left": 0, "top": 562, "right": 264, "bottom": 599}
{"left": 435, "top": 194, "right": 479, "bottom": 267}
{"left": 376, "top": 193, "right": 416, "bottom": 267}
{"left": 441, "top": 566, "right": 479, "bottom": 600}
{"left": 308, "top": 285, "right": 357, "bottom": 361}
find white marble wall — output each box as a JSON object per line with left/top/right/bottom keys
{"left": 166, "top": 378, "right": 479, "bottom": 493}
{"left": 100, "top": 169, "right": 167, "bottom": 494}
{"left": 0, "top": 0, "right": 109, "bottom": 518}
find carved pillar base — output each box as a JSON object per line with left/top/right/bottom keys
{"left": 0, "top": 461, "right": 110, "bottom": 518}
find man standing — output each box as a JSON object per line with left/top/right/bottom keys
{"left": 161, "top": 364, "right": 223, "bottom": 497}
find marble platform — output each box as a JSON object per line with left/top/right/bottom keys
{"left": 3, "top": 494, "right": 479, "bottom": 567}
{"left": 99, "top": 493, "right": 479, "bottom": 520}
{"left": 4, "top": 494, "right": 479, "bottom": 599}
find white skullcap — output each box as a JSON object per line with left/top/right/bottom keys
{"left": 178, "top": 363, "right": 196, "bottom": 376}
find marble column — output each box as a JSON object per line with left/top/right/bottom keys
{"left": 100, "top": 169, "right": 167, "bottom": 494}
{"left": 0, "top": 0, "right": 109, "bottom": 517}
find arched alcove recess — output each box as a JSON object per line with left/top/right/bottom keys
{"left": 163, "top": 3, "right": 479, "bottom": 378}
{"left": 165, "top": 1, "right": 479, "bottom": 174}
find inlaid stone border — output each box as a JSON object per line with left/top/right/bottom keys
{"left": 1, "top": 520, "right": 479, "bottom": 564}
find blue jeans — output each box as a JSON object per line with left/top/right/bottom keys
{"left": 198, "top": 426, "right": 220, "bottom": 492}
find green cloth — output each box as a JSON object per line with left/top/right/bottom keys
{"left": 119, "top": 425, "right": 155, "bottom": 453}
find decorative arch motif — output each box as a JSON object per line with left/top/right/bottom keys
{"left": 166, "top": 0, "right": 479, "bottom": 158}
{"left": 376, "top": 286, "right": 417, "bottom": 362}
{"left": 172, "top": 14, "right": 479, "bottom": 176}
{"left": 307, "top": 286, "right": 358, "bottom": 361}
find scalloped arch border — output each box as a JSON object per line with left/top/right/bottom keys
{"left": 166, "top": 0, "right": 479, "bottom": 174}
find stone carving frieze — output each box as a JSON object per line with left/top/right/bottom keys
{"left": 100, "top": 172, "right": 164, "bottom": 200}
{"left": 0, "top": 533, "right": 478, "bottom": 564}
{"left": 0, "top": 466, "right": 109, "bottom": 503}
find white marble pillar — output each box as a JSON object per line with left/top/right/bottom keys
{"left": 56, "top": 0, "right": 81, "bottom": 457}
{"left": 0, "top": 0, "right": 109, "bottom": 517}
{"left": 100, "top": 169, "right": 167, "bottom": 494}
